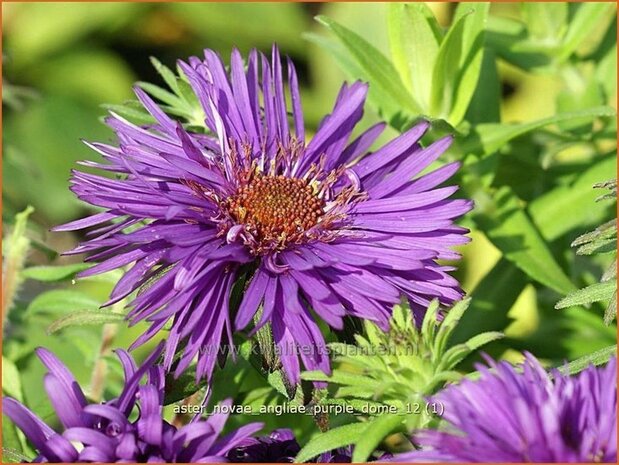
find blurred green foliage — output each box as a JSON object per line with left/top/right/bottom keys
{"left": 2, "top": 2, "right": 617, "bottom": 461}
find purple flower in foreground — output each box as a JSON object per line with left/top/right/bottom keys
{"left": 226, "top": 428, "right": 351, "bottom": 463}
{"left": 2, "top": 343, "right": 262, "bottom": 462}
{"left": 388, "top": 354, "right": 617, "bottom": 463}
{"left": 55, "top": 45, "right": 471, "bottom": 383}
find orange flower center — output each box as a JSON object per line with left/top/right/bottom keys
{"left": 227, "top": 174, "right": 325, "bottom": 245}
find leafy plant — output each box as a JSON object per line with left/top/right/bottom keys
{"left": 309, "top": 3, "right": 489, "bottom": 130}
{"left": 104, "top": 57, "right": 204, "bottom": 128}
{"left": 298, "top": 299, "right": 502, "bottom": 462}
{"left": 556, "top": 179, "right": 617, "bottom": 325}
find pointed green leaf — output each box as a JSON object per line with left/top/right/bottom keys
{"left": 295, "top": 422, "right": 367, "bottom": 463}
{"left": 136, "top": 81, "right": 186, "bottom": 109}
{"left": 604, "top": 294, "right": 617, "bottom": 325}
{"left": 22, "top": 263, "right": 91, "bottom": 282}
{"left": 602, "top": 259, "right": 617, "bottom": 282}
{"left": 434, "top": 298, "right": 471, "bottom": 357}
{"left": 572, "top": 219, "right": 616, "bottom": 247}
{"left": 448, "top": 3, "right": 489, "bottom": 125}
{"left": 316, "top": 15, "right": 421, "bottom": 123}
{"left": 458, "top": 106, "right": 616, "bottom": 156}
{"left": 555, "top": 344, "right": 617, "bottom": 376}
{"left": 103, "top": 102, "right": 156, "bottom": 125}
{"left": 440, "top": 331, "right": 504, "bottom": 371}
{"left": 420, "top": 299, "right": 440, "bottom": 344}
{"left": 150, "top": 56, "right": 180, "bottom": 95}
{"left": 388, "top": 3, "right": 440, "bottom": 110}
{"left": 555, "top": 280, "right": 616, "bottom": 309}
{"left": 430, "top": 12, "right": 467, "bottom": 118}
{"left": 352, "top": 415, "right": 403, "bottom": 463}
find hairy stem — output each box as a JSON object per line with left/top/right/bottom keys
{"left": 89, "top": 322, "right": 119, "bottom": 402}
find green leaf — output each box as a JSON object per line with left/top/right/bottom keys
{"left": 2, "top": 420, "right": 29, "bottom": 462}
{"left": 485, "top": 15, "right": 552, "bottom": 71}
{"left": 522, "top": 2, "right": 567, "bottom": 42}
{"left": 465, "top": 48, "right": 501, "bottom": 124}
{"left": 458, "top": 106, "right": 616, "bottom": 156}
{"left": 573, "top": 220, "right": 617, "bottom": 256}
{"left": 555, "top": 281, "right": 616, "bottom": 309}
{"left": 2, "top": 357, "right": 24, "bottom": 402}
{"left": 150, "top": 56, "right": 181, "bottom": 96}
{"left": 556, "top": 68, "right": 604, "bottom": 133}
{"left": 475, "top": 186, "right": 576, "bottom": 294}
{"left": 448, "top": 3, "right": 489, "bottom": 125}
{"left": 163, "top": 367, "right": 209, "bottom": 406}
{"left": 47, "top": 310, "right": 125, "bottom": 334}
{"left": 22, "top": 263, "right": 91, "bottom": 282}
{"left": 316, "top": 15, "right": 421, "bottom": 124}
{"left": 266, "top": 370, "right": 296, "bottom": 400}
{"left": 602, "top": 258, "right": 617, "bottom": 282}
{"left": 597, "top": 43, "right": 616, "bottom": 101}
{"left": 440, "top": 331, "right": 504, "bottom": 371}
{"left": 295, "top": 422, "right": 367, "bottom": 463}
{"left": 175, "top": 79, "right": 203, "bottom": 121}
{"left": 559, "top": 3, "right": 616, "bottom": 61}
{"left": 302, "top": 371, "right": 382, "bottom": 391}
{"left": 103, "top": 102, "right": 156, "bottom": 125}
{"left": 136, "top": 81, "right": 186, "bottom": 109}
{"left": 555, "top": 344, "right": 617, "bottom": 376}
{"left": 605, "top": 294, "right": 617, "bottom": 325}
{"left": 388, "top": 3, "right": 440, "bottom": 110}
{"left": 351, "top": 415, "right": 403, "bottom": 463}
{"left": 2, "top": 206, "right": 34, "bottom": 317}
{"left": 575, "top": 237, "right": 616, "bottom": 256}
{"left": 430, "top": 12, "right": 467, "bottom": 119}
{"left": 420, "top": 299, "right": 440, "bottom": 344}
{"left": 529, "top": 156, "right": 617, "bottom": 241}
{"left": 434, "top": 298, "right": 470, "bottom": 357}
{"left": 26, "top": 289, "right": 100, "bottom": 315}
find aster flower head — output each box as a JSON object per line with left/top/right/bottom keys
{"left": 2, "top": 343, "right": 262, "bottom": 463}
{"left": 388, "top": 354, "right": 617, "bottom": 463}
{"left": 56, "top": 45, "right": 472, "bottom": 384}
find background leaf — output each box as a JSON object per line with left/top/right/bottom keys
{"left": 475, "top": 186, "right": 576, "bottom": 295}
{"left": 295, "top": 422, "right": 366, "bottom": 463}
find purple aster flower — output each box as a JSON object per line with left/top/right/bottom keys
{"left": 226, "top": 428, "right": 351, "bottom": 463}
{"left": 55, "top": 45, "right": 471, "bottom": 383}
{"left": 2, "top": 343, "right": 262, "bottom": 462}
{"left": 387, "top": 354, "right": 617, "bottom": 463}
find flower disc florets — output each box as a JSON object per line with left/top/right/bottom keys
{"left": 226, "top": 171, "right": 324, "bottom": 252}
